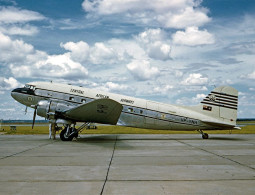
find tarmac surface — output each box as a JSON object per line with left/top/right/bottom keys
{"left": 0, "top": 134, "right": 255, "bottom": 195}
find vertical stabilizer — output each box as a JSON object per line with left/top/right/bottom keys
{"left": 200, "top": 86, "right": 238, "bottom": 124}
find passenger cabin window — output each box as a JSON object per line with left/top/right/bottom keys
{"left": 128, "top": 108, "right": 134, "bottom": 112}
{"left": 69, "top": 97, "right": 74, "bottom": 101}
{"left": 81, "top": 99, "right": 86, "bottom": 103}
{"left": 140, "top": 110, "right": 143, "bottom": 114}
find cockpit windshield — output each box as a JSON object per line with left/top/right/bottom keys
{"left": 24, "top": 84, "right": 35, "bottom": 90}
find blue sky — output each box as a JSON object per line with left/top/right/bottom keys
{"left": 0, "top": 0, "right": 254, "bottom": 120}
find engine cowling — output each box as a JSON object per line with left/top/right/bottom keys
{"left": 37, "top": 100, "right": 74, "bottom": 119}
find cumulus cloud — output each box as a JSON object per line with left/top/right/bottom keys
{"left": 127, "top": 60, "right": 160, "bottom": 81}
{"left": 176, "top": 93, "right": 206, "bottom": 105}
{"left": 60, "top": 41, "right": 90, "bottom": 63}
{"left": 157, "top": 7, "right": 210, "bottom": 28}
{"left": 136, "top": 29, "right": 171, "bottom": 60}
{"left": 181, "top": 73, "right": 208, "bottom": 85}
{"left": 11, "top": 54, "right": 88, "bottom": 79}
{"left": 0, "top": 6, "right": 45, "bottom": 36}
{"left": 0, "top": 24, "right": 38, "bottom": 36}
{"left": 61, "top": 41, "right": 119, "bottom": 64}
{"left": 153, "top": 85, "right": 174, "bottom": 94}
{"left": 89, "top": 42, "right": 118, "bottom": 64}
{"left": 172, "top": 26, "right": 215, "bottom": 46}
{"left": 82, "top": 0, "right": 211, "bottom": 29}
{"left": 0, "top": 77, "right": 21, "bottom": 91}
{"left": 0, "top": 32, "right": 38, "bottom": 63}
{"left": 247, "top": 71, "right": 255, "bottom": 79}
{"left": 0, "top": 6, "right": 45, "bottom": 23}
{"left": 0, "top": 32, "right": 88, "bottom": 80}
{"left": 192, "top": 93, "right": 206, "bottom": 103}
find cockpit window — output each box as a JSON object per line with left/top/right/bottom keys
{"left": 24, "top": 84, "right": 35, "bottom": 90}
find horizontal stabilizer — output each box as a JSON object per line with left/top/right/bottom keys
{"left": 64, "top": 99, "right": 123, "bottom": 125}
{"left": 201, "top": 119, "right": 235, "bottom": 128}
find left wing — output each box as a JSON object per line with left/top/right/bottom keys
{"left": 64, "top": 99, "right": 123, "bottom": 125}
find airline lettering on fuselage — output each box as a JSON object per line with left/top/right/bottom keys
{"left": 180, "top": 117, "right": 199, "bottom": 125}
{"left": 121, "top": 99, "right": 134, "bottom": 104}
{"left": 96, "top": 94, "right": 109, "bottom": 99}
{"left": 70, "top": 89, "right": 84, "bottom": 95}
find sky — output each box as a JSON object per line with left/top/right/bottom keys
{"left": 0, "top": 0, "right": 255, "bottom": 120}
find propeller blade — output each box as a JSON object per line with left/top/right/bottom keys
{"left": 32, "top": 106, "right": 37, "bottom": 129}
{"left": 25, "top": 106, "right": 27, "bottom": 115}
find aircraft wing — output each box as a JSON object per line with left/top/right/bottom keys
{"left": 64, "top": 99, "right": 123, "bottom": 125}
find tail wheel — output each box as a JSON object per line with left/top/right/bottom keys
{"left": 202, "top": 133, "right": 209, "bottom": 139}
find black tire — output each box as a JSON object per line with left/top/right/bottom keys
{"left": 202, "top": 133, "right": 209, "bottom": 139}
{"left": 60, "top": 128, "right": 73, "bottom": 141}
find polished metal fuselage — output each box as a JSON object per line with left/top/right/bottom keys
{"left": 11, "top": 82, "right": 227, "bottom": 130}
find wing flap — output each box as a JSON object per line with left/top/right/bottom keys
{"left": 64, "top": 99, "right": 123, "bottom": 125}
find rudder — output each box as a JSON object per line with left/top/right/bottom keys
{"left": 200, "top": 86, "right": 238, "bottom": 123}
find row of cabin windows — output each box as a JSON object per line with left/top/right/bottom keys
{"left": 69, "top": 96, "right": 86, "bottom": 103}
{"left": 128, "top": 107, "right": 143, "bottom": 114}
{"left": 36, "top": 89, "right": 87, "bottom": 104}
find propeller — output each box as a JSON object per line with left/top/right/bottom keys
{"left": 32, "top": 105, "right": 37, "bottom": 129}
{"left": 24, "top": 106, "right": 27, "bottom": 115}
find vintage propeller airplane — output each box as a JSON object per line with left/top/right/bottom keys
{"left": 11, "top": 81, "right": 239, "bottom": 140}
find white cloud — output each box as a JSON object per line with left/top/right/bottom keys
{"left": 89, "top": 42, "right": 118, "bottom": 64}
{"left": 11, "top": 53, "right": 88, "bottom": 79}
{"left": 192, "top": 93, "right": 206, "bottom": 103}
{"left": 61, "top": 41, "right": 119, "bottom": 65}
{"left": 0, "top": 6, "right": 45, "bottom": 36}
{"left": 153, "top": 85, "right": 174, "bottom": 94}
{"left": 104, "top": 82, "right": 130, "bottom": 93}
{"left": 0, "top": 6, "right": 45, "bottom": 24}
{"left": 0, "top": 32, "right": 36, "bottom": 62}
{"left": 136, "top": 29, "right": 171, "bottom": 60}
{"left": 247, "top": 71, "right": 255, "bottom": 79}
{"left": 0, "top": 32, "right": 88, "bottom": 80}
{"left": 127, "top": 60, "right": 160, "bottom": 81}
{"left": 175, "top": 70, "right": 183, "bottom": 77}
{"left": 0, "top": 77, "right": 21, "bottom": 90}
{"left": 82, "top": 0, "right": 211, "bottom": 29}
{"left": 157, "top": 7, "right": 210, "bottom": 28}
{"left": 181, "top": 73, "right": 208, "bottom": 85}
{"left": 60, "top": 41, "right": 90, "bottom": 63}
{"left": 172, "top": 26, "right": 215, "bottom": 46}
{"left": 0, "top": 24, "right": 38, "bottom": 36}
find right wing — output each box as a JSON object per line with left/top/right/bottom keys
{"left": 63, "top": 99, "right": 123, "bottom": 125}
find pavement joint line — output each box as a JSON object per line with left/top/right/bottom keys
{"left": 0, "top": 141, "right": 55, "bottom": 160}
{"left": 100, "top": 135, "right": 117, "bottom": 195}
{"left": 2, "top": 179, "right": 255, "bottom": 182}
{"left": 176, "top": 139, "right": 255, "bottom": 171}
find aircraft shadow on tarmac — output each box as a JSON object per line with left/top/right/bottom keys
{"left": 75, "top": 134, "right": 247, "bottom": 142}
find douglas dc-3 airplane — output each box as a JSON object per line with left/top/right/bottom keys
{"left": 11, "top": 81, "right": 239, "bottom": 140}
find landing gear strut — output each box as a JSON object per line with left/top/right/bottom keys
{"left": 197, "top": 130, "right": 209, "bottom": 139}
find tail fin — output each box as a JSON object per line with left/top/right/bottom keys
{"left": 200, "top": 86, "right": 238, "bottom": 124}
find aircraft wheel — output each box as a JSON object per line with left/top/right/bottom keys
{"left": 202, "top": 133, "right": 209, "bottom": 139}
{"left": 60, "top": 128, "right": 73, "bottom": 141}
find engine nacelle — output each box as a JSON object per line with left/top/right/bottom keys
{"left": 37, "top": 100, "right": 74, "bottom": 119}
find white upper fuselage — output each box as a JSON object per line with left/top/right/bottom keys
{"left": 12, "top": 81, "right": 226, "bottom": 130}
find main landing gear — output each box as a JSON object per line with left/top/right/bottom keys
{"left": 60, "top": 125, "right": 78, "bottom": 141}
{"left": 59, "top": 122, "right": 91, "bottom": 141}
{"left": 197, "top": 130, "right": 209, "bottom": 139}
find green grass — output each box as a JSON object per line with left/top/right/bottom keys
{"left": 1, "top": 122, "right": 255, "bottom": 135}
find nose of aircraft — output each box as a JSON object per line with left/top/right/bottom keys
{"left": 11, "top": 88, "right": 21, "bottom": 101}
